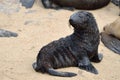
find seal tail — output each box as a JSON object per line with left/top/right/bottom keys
{"left": 101, "top": 32, "right": 120, "bottom": 54}
{"left": 47, "top": 68, "right": 77, "bottom": 77}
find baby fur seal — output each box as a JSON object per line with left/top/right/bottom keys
{"left": 41, "top": 0, "right": 110, "bottom": 10}
{"left": 32, "top": 11, "right": 103, "bottom": 77}
{"left": 101, "top": 18, "right": 120, "bottom": 54}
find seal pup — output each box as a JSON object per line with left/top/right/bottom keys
{"left": 101, "top": 18, "right": 120, "bottom": 54}
{"left": 41, "top": 0, "right": 110, "bottom": 10}
{"left": 32, "top": 11, "right": 103, "bottom": 77}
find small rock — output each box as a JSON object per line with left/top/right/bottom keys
{"left": 20, "top": 0, "right": 35, "bottom": 8}
{"left": 24, "top": 20, "right": 34, "bottom": 25}
{"left": 0, "top": 29, "right": 18, "bottom": 37}
{"left": 0, "top": 0, "right": 20, "bottom": 14}
{"left": 24, "top": 20, "right": 40, "bottom": 25}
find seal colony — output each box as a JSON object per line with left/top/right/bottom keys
{"left": 32, "top": 11, "right": 103, "bottom": 77}
{"left": 101, "top": 18, "right": 120, "bottom": 54}
{"left": 41, "top": 0, "right": 110, "bottom": 10}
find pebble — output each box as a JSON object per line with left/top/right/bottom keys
{"left": 0, "top": 29, "right": 18, "bottom": 37}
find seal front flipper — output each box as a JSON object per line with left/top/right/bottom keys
{"left": 47, "top": 68, "right": 77, "bottom": 77}
{"left": 0, "top": 29, "right": 18, "bottom": 37}
{"left": 78, "top": 57, "right": 98, "bottom": 74}
{"left": 101, "top": 32, "right": 120, "bottom": 54}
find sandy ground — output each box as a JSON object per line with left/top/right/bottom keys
{"left": 0, "top": 2, "right": 120, "bottom": 80}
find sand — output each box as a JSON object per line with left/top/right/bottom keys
{"left": 0, "top": 2, "right": 120, "bottom": 80}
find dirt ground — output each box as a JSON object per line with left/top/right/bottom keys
{"left": 0, "top": 1, "right": 120, "bottom": 80}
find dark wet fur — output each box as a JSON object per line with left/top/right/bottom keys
{"left": 41, "top": 0, "right": 110, "bottom": 10}
{"left": 101, "top": 32, "right": 120, "bottom": 55}
{"left": 33, "top": 11, "right": 103, "bottom": 77}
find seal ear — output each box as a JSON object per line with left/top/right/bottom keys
{"left": 85, "top": 12, "right": 94, "bottom": 19}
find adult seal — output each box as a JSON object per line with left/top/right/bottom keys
{"left": 103, "top": 18, "right": 120, "bottom": 39}
{"left": 41, "top": 0, "right": 110, "bottom": 10}
{"left": 32, "top": 11, "right": 103, "bottom": 77}
{"left": 101, "top": 18, "right": 120, "bottom": 54}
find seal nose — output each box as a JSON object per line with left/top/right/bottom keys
{"left": 69, "top": 19, "right": 73, "bottom": 24}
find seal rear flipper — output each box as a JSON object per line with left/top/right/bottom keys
{"left": 47, "top": 68, "right": 77, "bottom": 77}
{"left": 101, "top": 32, "right": 120, "bottom": 54}
{"left": 32, "top": 62, "right": 40, "bottom": 72}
